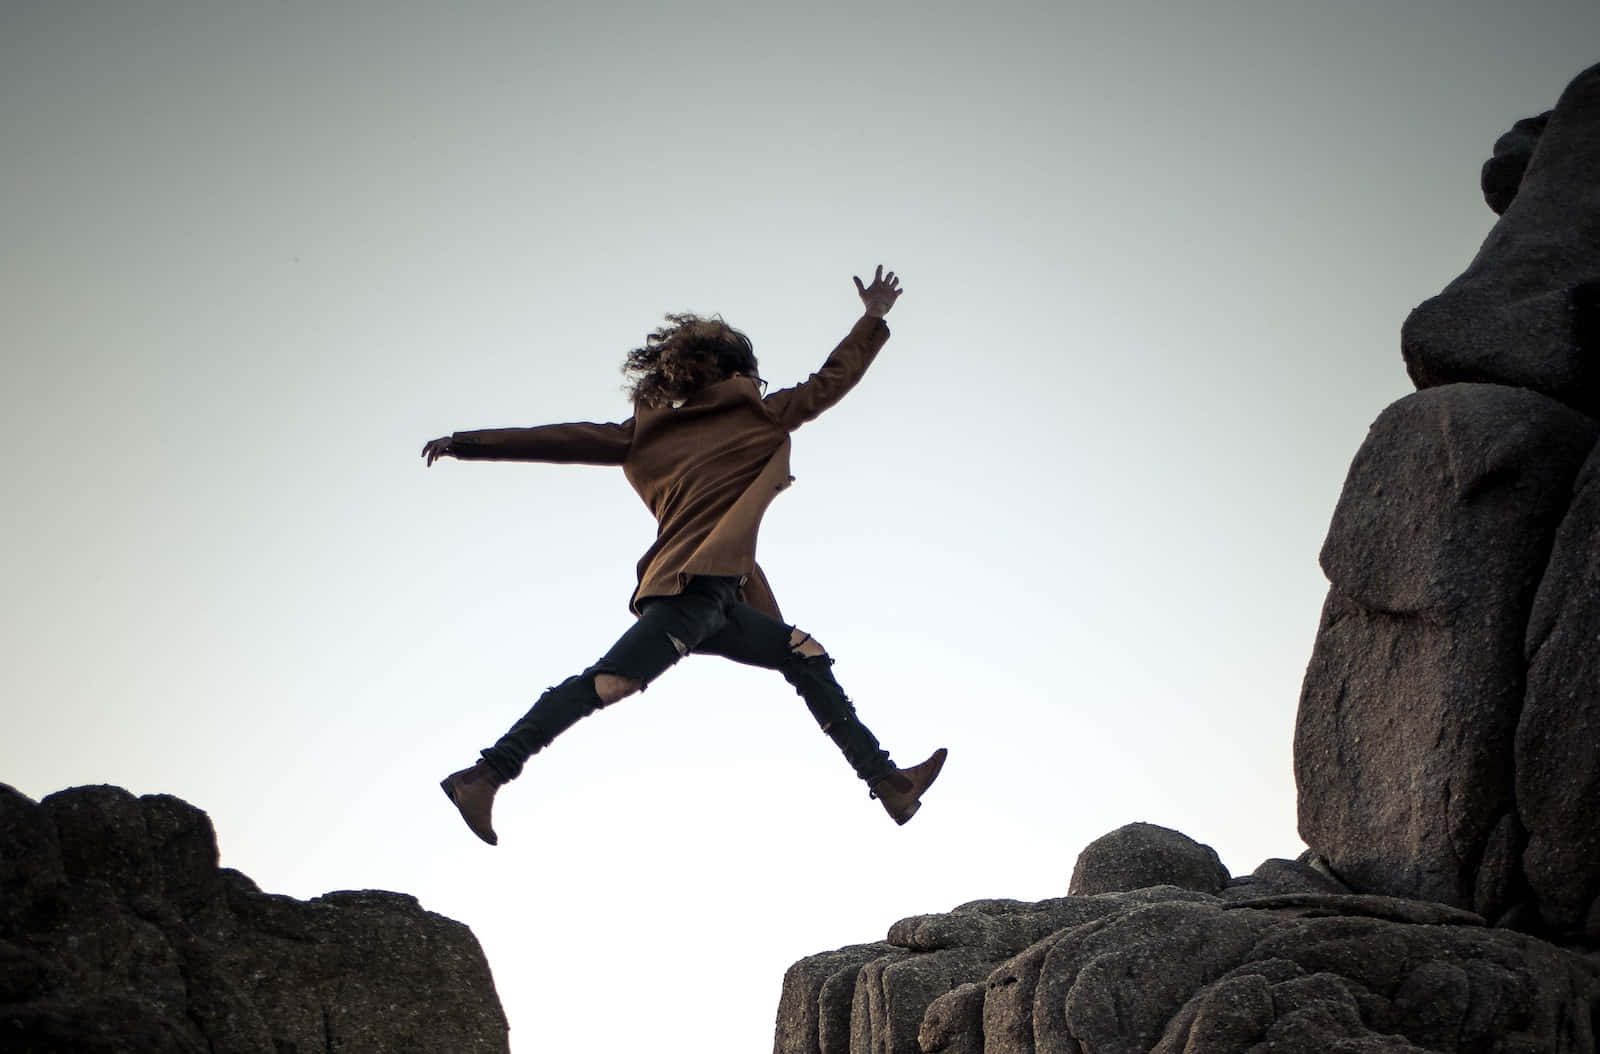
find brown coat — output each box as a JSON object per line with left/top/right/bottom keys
{"left": 450, "top": 314, "right": 890, "bottom": 619}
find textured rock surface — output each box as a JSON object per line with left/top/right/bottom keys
{"left": 1519, "top": 438, "right": 1600, "bottom": 934}
{"left": 1401, "top": 61, "right": 1600, "bottom": 415}
{"left": 774, "top": 942, "right": 895, "bottom": 1054}
{"left": 776, "top": 881, "right": 1600, "bottom": 1054}
{"left": 1481, "top": 112, "right": 1549, "bottom": 215}
{"left": 1068, "top": 822, "right": 1229, "bottom": 896}
{"left": 1300, "top": 59, "right": 1600, "bottom": 931}
{"left": 1220, "top": 855, "right": 1349, "bottom": 900}
{"left": 1294, "top": 383, "right": 1598, "bottom": 916}
{"left": 0, "top": 783, "right": 509, "bottom": 1054}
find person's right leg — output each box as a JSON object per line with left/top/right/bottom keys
{"left": 477, "top": 577, "right": 740, "bottom": 782}
{"left": 442, "top": 577, "right": 741, "bottom": 844}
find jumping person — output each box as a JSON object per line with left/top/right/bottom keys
{"left": 423, "top": 266, "right": 946, "bottom": 845}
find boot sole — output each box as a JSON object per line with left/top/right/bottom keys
{"left": 892, "top": 800, "right": 920, "bottom": 826}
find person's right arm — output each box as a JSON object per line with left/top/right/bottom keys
{"left": 422, "top": 418, "right": 635, "bottom": 466}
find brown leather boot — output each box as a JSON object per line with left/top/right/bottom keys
{"left": 870, "top": 747, "right": 947, "bottom": 825}
{"left": 440, "top": 761, "right": 504, "bottom": 846}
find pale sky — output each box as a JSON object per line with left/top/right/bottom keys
{"left": 5, "top": 2, "right": 1598, "bottom": 1050}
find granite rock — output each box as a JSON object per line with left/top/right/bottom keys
{"left": 1294, "top": 383, "right": 1598, "bottom": 915}
{"left": 1402, "top": 62, "right": 1600, "bottom": 415}
{"left": 0, "top": 783, "right": 509, "bottom": 1054}
{"left": 1068, "top": 822, "right": 1229, "bottom": 897}
{"left": 1481, "top": 112, "right": 1549, "bottom": 215}
{"left": 776, "top": 884, "right": 1600, "bottom": 1054}
{"left": 1519, "top": 438, "right": 1600, "bottom": 933}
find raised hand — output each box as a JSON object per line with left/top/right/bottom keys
{"left": 853, "top": 265, "right": 904, "bottom": 318}
{"left": 421, "top": 436, "right": 455, "bottom": 466}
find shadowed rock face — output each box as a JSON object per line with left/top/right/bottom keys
{"left": 0, "top": 783, "right": 509, "bottom": 1054}
{"left": 1295, "top": 58, "right": 1600, "bottom": 934}
{"left": 1294, "top": 383, "right": 1598, "bottom": 917}
{"left": 1481, "top": 113, "right": 1549, "bottom": 215}
{"left": 1402, "top": 61, "right": 1600, "bottom": 415}
{"left": 1519, "top": 440, "right": 1600, "bottom": 931}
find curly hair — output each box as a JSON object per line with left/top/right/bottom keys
{"left": 621, "top": 313, "right": 761, "bottom": 408}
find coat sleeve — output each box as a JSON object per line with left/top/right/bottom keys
{"left": 761, "top": 315, "right": 889, "bottom": 430}
{"left": 449, "top": 418, "right": 635, "bottom": 464}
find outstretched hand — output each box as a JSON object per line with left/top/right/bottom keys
{"left": 854, "top": 265, "right": 903, "bottom": 318}
{"left": 421, "top": 436, "right": 454, "bottom": 466}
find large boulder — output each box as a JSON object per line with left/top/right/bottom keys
{"left": 1401, "top": 61, "right": 1600, "bottom": 415}
{"left": 0, "top": 783, "right": 509, "bottom": 1054}
{"left": 1067, "top": 822, "right": 1229, "bottom": 896}
{"left": 1518, "top": 438, "right": 1600, "bottom": 934}
{"left": 1294, "top": 383, "right": 1598, "bottom": 917}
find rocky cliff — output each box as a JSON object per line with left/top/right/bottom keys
{"left": 1301, "top": 57, "right": 1600, "bottom": 931}
{"left": 0, "top": 783, "right": 509, "bottom": 1053}
{"left": 774, "top": 60, "right": 1600, "bottom": 1054}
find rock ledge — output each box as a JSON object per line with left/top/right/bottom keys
{"left": 0, "top": 782, "right": 509, "bottom": 1054}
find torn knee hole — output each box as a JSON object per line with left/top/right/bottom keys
{"left": 788, "top": 629, "right": 827, "bottom": 658}
{"left": 592, "top": 672, "right": 642, "bottom": 704}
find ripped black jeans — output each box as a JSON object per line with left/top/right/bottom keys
{"left": 478, "top": 576, "right": 895, "bottom": 786}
